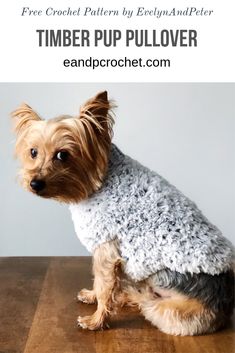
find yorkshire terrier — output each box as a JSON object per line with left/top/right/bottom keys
{"left": 12, "top": 91, "right": 234, "bottom": 335}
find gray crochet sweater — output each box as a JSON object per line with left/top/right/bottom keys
{"left": 70, "top": 144, "right": 234, "bottom": 282}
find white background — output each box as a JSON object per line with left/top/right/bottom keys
{"left": 1, "top": 83, "right": 234, "bottom": 255}
{"left": 0, "top": 0, "right": 234, "bottom": 81}
{"left": 0, "top": 2, "right": 234, "bottom": 255}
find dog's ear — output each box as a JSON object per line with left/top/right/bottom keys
{"left": 79, "top": 91, "right": 114, "bottom": 134}
{"left": 80, "top": 91, "right": 109, "bottom": 119}
{"left": 11, "top": 103, "right": 42, "bottom": 135}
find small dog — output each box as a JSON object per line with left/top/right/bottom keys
{"left": 12, "top": 91, "right": 234, "bottom": 335}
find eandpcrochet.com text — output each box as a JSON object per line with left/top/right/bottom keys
{"left": 63, "top": 57, "right": 171, "bottom": 70}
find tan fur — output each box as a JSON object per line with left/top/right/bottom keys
{"left": 12, "top": 91, "right": 221, "bottom": 335}
{"left": 76, "top": 241, "right": 218, "bottom": 335}
{"left": 122, "top": 285, "right": 217, "bottom": 335}
{"left": 12, "top": 91, "right": 114, "bottom": 203}
{"left": 77, "top": 241, "right": 122, "bottom": 330}
{"left": 77, "top": 288, "right": 96, "bottom": 304}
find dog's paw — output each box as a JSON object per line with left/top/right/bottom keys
{"left": 77, "top": 289, "right": 96, "bottom": 304}
{"left": 77, "top": 314, "right": 108, "bottom": 331}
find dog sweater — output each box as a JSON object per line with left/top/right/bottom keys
{"left": 69, "top": 144, "right": 234, "bottom": 282}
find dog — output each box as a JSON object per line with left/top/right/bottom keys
{"left": 12, "top": 91, "right": 234, "bottom": 335}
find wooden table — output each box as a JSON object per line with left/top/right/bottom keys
{"left": 0, "top": 257, "right": 234, "bottom": 353}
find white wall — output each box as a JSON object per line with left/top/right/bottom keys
{"left": 0, "top": 83, "right": 234, "bottom": 255}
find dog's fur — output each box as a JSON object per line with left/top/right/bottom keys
{"left": 12, "top": 91, "right": 234, "bottom": 335}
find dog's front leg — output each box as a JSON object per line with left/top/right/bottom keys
{"left": 77, "top": 240, "right": 122, "bottom": 330}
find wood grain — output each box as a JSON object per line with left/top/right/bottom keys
{"left": 0, "top": 257, "right": 234, "bottom": 353}
{"left": 0, "top": 257, "right": 49, "bottom": 353}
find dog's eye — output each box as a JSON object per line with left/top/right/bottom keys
{"left": 30, "top": 148, "right": 38, "bottom": 159}
{"left": 55, "top": 151, "right": 69, "bottom": 162}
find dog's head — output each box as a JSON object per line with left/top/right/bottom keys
{"left": 12, "top": 91, "right": 114, "bottom": 203}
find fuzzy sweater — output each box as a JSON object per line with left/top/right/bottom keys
{"left": 69, "top": 144, "right": 234, "bottom": 282}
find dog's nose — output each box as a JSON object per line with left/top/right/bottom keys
{"left": 30, "top": 179, "right": 46, "bottom": 192}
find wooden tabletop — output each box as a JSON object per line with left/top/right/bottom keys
{"left": 0, "top": 257, "right": 234, "bottom": 353}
